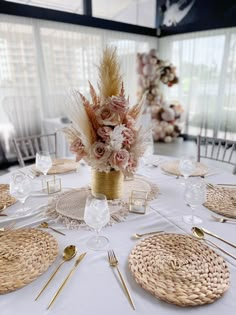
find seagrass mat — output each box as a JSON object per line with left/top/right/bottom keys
{"left": 129, "top": 234, "right": 230, "bottom": 307}
{"left": 46, "top": 176, "right": 159, "bottom": 228}
{"left": 33, "top": 159, "right": 78, "bottom": 175}
{"left": 0, "top": 228, "right": 58, "bottom": 294}
{"left": 0, "top": 184, "right": 16, "bottom": 210}
{"left": 205, "top": 185, "right": 236, "bottom": 218}
{"left": 161, "top": 160, "right": 208, "bottom": 177}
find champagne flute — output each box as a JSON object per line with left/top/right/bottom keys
{"left": 10, "top": 172, "right": 32, "bottom": 214}
{"left": 84, "top": 193, "right": 110, "bottom": 250}
{"left": 183, "top": 177, "right": 206, "bottom": 225}
{"left": 35, "top": 151, "right": 52, "bottom": 181}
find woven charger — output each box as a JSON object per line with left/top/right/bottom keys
{"left": 129, "top": 234, "right": 230, "bottom": 307}
{"left": 205, "top": 185, "right": 236, "bottom": 218}
{"left": 0, "top": 184, "right": 16, "bottom": 209}
{"left": 33, "top": 159, "right": 78, "bottom": 174}
{"left": 161, "top": 160, "right": 208, "bottom": 177}
{"left": 0, "top": 228, "right": 58, "bottom": 294}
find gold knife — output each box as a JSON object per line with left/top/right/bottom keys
{"left": 47, "top": 252, "right": 87, "bottom": 310}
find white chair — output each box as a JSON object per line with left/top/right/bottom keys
{"left": 197, "top": 135, "right": 236, "bottom": 175}
{"left": 13, "top": 133, "right": 58, "bottom": 167}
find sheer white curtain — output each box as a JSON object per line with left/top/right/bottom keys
{"left": 159, "top": 28, "right": 236, "bottom": 141}
{"left": 0, "top": 14, "right": 157, "bottom": 156}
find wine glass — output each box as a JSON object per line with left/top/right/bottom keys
{"left": 10, "top": 172, "right": 32, "bottom": 214}
{"left": 84, "top": 193, "right": 110, "bottom": 250}
{"left": 179, "top": 156, "right": 196, "bottom": 185}
{"left": 183, "top": 177, "right": 206, "bottom": 225}
{"left": 35, "top": 151, "right": 52, "bottom": 179}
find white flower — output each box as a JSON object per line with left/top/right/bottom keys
{"left": 109, "top": 125, "right": 126, "bottom": 151}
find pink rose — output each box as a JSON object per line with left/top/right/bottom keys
{"left": 70, "top": 138, "right": 85, "bottom": 154}
{"left": 110, "top": 149, "right": 129, "bottom": 171}
{"left": 97, "top": 126, "right": 112, "bottom": 142}
{"left": 107, "top": 96, "right": 128, "bottom": 114}
{"left": 91, "top": 142, "right": 110, "bottom": 163}
{"left": 126, "top": 153, "right": 138, "bottom": 174}
{"left": 70, "top": 138, "right": 86, "bottom": 162}
{"left": 96, "top": 105, "right": 120, "bottom": 126}
{"left": 122, "top": 128, "right": 134, "bottom": 147}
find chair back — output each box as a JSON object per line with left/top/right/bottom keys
{"left": 13, "top": 133, "right": 57, "bottom": 167}
{"left": 197, "top": 135, "right": 236, "bottom": 174}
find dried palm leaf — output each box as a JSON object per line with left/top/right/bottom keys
{"left": 98, "top": 47, "right": 122, "bottom": 101}
{"left": 66, "top": 89, "right": 96, "bottom": 149}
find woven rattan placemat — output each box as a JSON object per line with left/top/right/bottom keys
{"left": 205, "top": 185, "right": 236, "bottom": 218}
{"left": 129, "top": 233, "right": 230, "bottom": 307}
{"left": 0, "top": 184, "right": 16, "bottom": 210}
{"left": 161, "top": 160, "right": 208, "bottom": 177}
{"left": 33, "top": 159, "right": 78, "bottom": 175}
{"left": 0, "top": 228, "right": 58, "bottom": 294}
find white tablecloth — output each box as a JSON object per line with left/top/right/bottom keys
{"left": 0, "top": 156, "right": 236, "bottom": 315}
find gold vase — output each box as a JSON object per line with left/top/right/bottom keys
{"left": 91, "top": 169, "right": 124, "bottom": 200}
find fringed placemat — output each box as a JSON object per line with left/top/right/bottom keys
{"left": 0, "top": 184, "right": 16, "bottom": 210}
{"left": 0, "top": 228, "right": 58, "bottom": 294}
{"left": 45, "top": 176, "right": 159, "bottom": 229}
{"left": 129, "top": 233, "right": 230, "bottom": 307}
{"left": 205, "top": 185, "right": 236, "bottom": 218}
{"left": 161, "top": 160, "right": 208, "bottom": 177}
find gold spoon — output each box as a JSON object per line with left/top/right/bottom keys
{"left": 192, "top": 227, "right": 236, "bottom": 260}
{"left": 133, "top": 230, "right": 163, "bottom": 239}
{"left": 35, "top": 245, "right": 77, "bottom": 300}
{"left": 39, "top": 222, "right": 66, "bottom": 236}
{"left": 192, "top": 226, "right": 236, "bottom": 249}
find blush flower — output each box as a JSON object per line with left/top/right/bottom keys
{"left": 90, "top": 142, "right": 111, "bottom": 163}
{"left": 126, "top": 153, "right": 138, "bottom": 174}
{"left": 107, "top": 96, "right": 128, "bottom": 114}
{"left": 96, "top": 105, "right": 120, "bottom": 126}
{"left": 109, "top": 149, "right": 129, "bottom": 170}
{"left": 97, "top": 126, "right": 112, "bottom": 142}
{"left": 70, "top": 138, "right": 86, "bottom": 161}
{"left": 122, "top": 128, "right": 135, "bottom": 147}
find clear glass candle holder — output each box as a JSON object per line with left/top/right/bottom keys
{"left": 129, "top": 190, "right": 149, "bottom": 214}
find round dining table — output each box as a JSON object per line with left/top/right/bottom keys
{"left": 0, "top": 155, "right": 236, "bottom": 315}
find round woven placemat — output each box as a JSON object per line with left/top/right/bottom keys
{"left": 46, "top": 176, "right": 159, "bottom": 228}
{"left": 33, "top": 159, "right": 78, "bottom": 175}
{"left": 0, "top": 184, "right": 16, "bottom": 209}
{"left": 0, "top": 228, "right": 58, "bottom": 294}
{"left": 129, "top": 234, "right": 230, "bottom": 307}
{"left": 205, "top": 185, "right": 236, "bottom": 218}
{"left": 161, "top": 160, "right": 208, "bottom": 177}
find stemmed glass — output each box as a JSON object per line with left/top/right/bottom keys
{"left": 183, "top": 177, "right": 206, "bottom": 225}
{"left": 84, "top": 193, "right": 110, "bottom": 250}
{"left": 10, "top": 172, "right": 32, "bottom": 214}
{"left": 35, "top": 151, "right": 52, "bottom": 180}
{"left": 179, "top": 156, "right": 196, "bottom": 184}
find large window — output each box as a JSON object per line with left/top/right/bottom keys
{"left": 5, "top": 0, "right": 84, "bottom": 14}
{"left": 0, "top": 14, "right": 157, "bottom": 157}
{"left": 92, "top": 0, "right": 156, "bottom": 28}
{"left": 159, "top": 28, "right": 236, "bottom": 140}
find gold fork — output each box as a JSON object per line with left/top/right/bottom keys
{"left": 108, "top": 249, "right": 135, "bottom": 310}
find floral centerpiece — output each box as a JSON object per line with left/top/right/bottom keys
{"left": 64, "top": 47, "right": 147, "bottom": 199}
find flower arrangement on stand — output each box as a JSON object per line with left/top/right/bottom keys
{"left": 137, "top": 49, "right": 184, "bottom": 143}
{"left": 64, "top": 47, "right": 148, "bottom": 199}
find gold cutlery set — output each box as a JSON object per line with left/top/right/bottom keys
{"left": 35, "top": 245, "right": 86, "bottom": 310}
